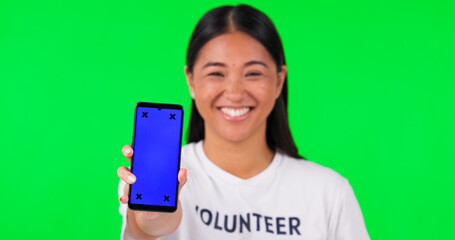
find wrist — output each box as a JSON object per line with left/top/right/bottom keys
{"left": 134, "top": 201, "right": 183, "bottom": 237}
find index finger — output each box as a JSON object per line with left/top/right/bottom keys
{"left": 122, "top": 144, "right": 133, "bottom": 163}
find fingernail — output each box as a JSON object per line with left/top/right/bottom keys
{"left": 128, "top": 175, "right": 136, "bottom": 183}
{"left": 119, "top": 196, "right": 123, "bottom": 202}
{"left": 125, "top": 148, "right": 131, "bottom": 154}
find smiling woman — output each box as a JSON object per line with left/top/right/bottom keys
{"left": 117, "top": 4, "right": 370, "bottom": 240}
{"left": 185, "top": 31, "right": 287, "bottom": 145}
{"left": 184, "top": 6, "right": 301, "bottom": 161}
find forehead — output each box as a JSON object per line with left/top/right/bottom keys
{"left": 195, "top": 31, "right": 274, "bottom": 67}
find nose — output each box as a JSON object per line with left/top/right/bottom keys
{"left": 224, "top": 75, "right": 245, "bottom": 101}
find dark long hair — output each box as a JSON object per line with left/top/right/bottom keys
{"left": 185, "top": 4, "right": 305, "bottom": 160}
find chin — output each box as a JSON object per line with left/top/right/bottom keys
{"left": 220, "top": 135, "right": 249, "bottom": 143}
{"left": 216, "top": 126, "right": 254, "bottom": 143}
{"left": 204, "top": 114, "right": 267, "bottom": 143}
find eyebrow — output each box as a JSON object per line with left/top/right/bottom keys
{"left": 202, "top": 60, "right": 268, "bottom": 69}
{"left": 202, "top": 62, "right": 226, "bottom": 68}
{"left": 245, "top": 60, "right": 268, "bottom": 68}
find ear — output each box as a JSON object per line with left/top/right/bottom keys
{"left": 184, "top": 65, "right": 195, "bottom": 99}
{"left": 275, "top": 65, "right": 287, "bottom": 99}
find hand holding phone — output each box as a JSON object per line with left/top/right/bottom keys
{"left": 116, "top": 102, "right": 187, "bottom": 237}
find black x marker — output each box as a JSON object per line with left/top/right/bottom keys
{"left": 142, "top": 112, "right": 148, "bottom": 118}
{"left": 136, "top": 194, "right": 142, "bottom": 200}
{"left": 170, "top": 114, "right": 176, "bottom": 120}
{"left": 164, "top": 196, "right": 170, "bottom": 201}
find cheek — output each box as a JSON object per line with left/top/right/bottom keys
{"left": 193, "top": 80, "right": 221, "bottom": 112}
{"left": 246, "top": 79, "right": 278, "bottom": 105}
{"left": 193, "top": 75, "right": 222, "bottom": 94}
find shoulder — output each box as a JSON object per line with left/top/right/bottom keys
{"left": 181, "top": 141, "right": 198, "bottom": 162}
{"left": 179, "top": 141, "right": 202, "bottom": 170}
{"left": 279, "top": 152, "right": 349, "bottom": 189}
{"left": 181, "top": 141, "right": 198, "bottom": 156}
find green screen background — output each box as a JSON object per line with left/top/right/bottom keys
{"left": 1, "top": 0, "right": 453, "bottom": 239}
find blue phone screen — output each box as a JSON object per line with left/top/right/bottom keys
{"left": 130, "top": 106, "right": 182, "bottom": 207}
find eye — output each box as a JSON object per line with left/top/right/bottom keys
{"left": 246, "top": 72, "right": 262, "bottom": 77}
{"left": 209, "top": 72, "right": 224, "bottom": 77}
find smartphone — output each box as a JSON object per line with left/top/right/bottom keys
{"left": 128, "top": 102, "right": 184, "bottom": 212}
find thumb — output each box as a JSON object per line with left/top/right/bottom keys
{"left": 177, "top": 168, "right": 188, "bottom": 195}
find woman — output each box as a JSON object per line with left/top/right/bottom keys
{"left": 117, "top": 4, "right": 370, "bottom": 240}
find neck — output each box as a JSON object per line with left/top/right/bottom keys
{"left": 202, "top": 123, "right": 274, "bottom": 179}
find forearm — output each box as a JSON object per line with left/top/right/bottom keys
{"left": 127, "top": 201, "right": 183, "bottom": 240}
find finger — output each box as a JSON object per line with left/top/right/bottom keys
{"left": 120, "top": 182, "right": 129, "bottom": 204}
{"left": 122, "top": 144, "right": 133, "bottom": 163}
{"left": 177, "top": 168, "right": 188, "bottom": 195}
{"left": 117, "top": 166, "right": 136, "bottom": 184}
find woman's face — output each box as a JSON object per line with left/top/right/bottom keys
{"left": 185, "top": 31, "right": 286, "bottom": 143}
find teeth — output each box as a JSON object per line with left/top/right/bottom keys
{"left": 221, "top": 107, "right": 250, "bottom": 117}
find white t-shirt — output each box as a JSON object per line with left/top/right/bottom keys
{"left": 118, "top": 141, "right": 370, "bottom": 239}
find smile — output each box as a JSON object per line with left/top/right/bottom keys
{"left": 220, "top": 107, "right": 251, "bottom": 118}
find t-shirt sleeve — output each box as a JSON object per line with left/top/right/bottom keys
{"left": 329, "top": 178, "right": 370, "bottom": 240}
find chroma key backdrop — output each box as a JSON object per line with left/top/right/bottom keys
{"left": 0, "top": 0, "right": 453, "bottom": 239}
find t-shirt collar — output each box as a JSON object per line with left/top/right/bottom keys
{"left": 194, "top": 140, "right": 283, "bottom": 185}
